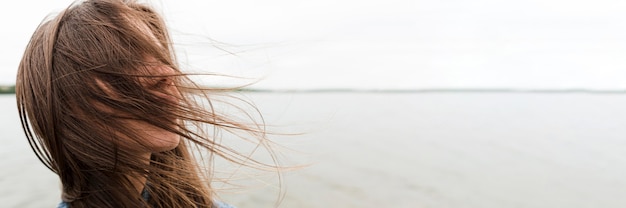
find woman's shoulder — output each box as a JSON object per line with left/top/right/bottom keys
{"left": 57, "top": 201, "right": 234, "bottom": 208}
{"left": 214, "top": 201, "right": 237, "bottom": 208}
{"left": 57, "top": 201, "right": 68, "bottom": 208}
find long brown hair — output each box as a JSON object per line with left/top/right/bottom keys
{"left": 16, "top": 0, "right": 275, "bottom": 207}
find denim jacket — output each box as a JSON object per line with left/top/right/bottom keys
{"left": 57, "top": 201, "right": 235, "bottom": 208}
{"left": 57, "top": 189, "right": 235, "bottom": 208}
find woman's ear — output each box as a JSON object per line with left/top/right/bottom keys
{"left": 95, "top": 78, "right": 117, "bottom": 97}
{"left": 92, "top": 79, "right": 119, "bottom": 114}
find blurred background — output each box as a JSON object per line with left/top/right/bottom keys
{"left": 2, "top": 0, "right": 626, "bottom": 207}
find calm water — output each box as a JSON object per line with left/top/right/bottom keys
{"left": 2, "top": 92, "right": 626, "bottom": 208}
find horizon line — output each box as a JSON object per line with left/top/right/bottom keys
{"left": 238, "top": 88, "right": 626, "bottom": 94}
{"left": 4, "top": 85, "right": 626, "bottom": 94}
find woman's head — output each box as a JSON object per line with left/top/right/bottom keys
{"left": 18, "top": 0, "right": 180, "bottom": 158}
{"left": 16, "top": 0, "right": 256, "bottom": 207}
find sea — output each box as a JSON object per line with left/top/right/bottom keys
{"left": 2, "top": 92, "right": 626, "bottom": 208}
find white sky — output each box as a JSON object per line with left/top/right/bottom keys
{"left": 2, "top": 0, "right": 626, "bottom": 90}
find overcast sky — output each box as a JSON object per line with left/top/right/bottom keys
{"left": 2, "top": 0, "right": 626, "bottom": 90}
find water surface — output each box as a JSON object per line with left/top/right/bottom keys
{"left": 2, "top": 92, "right": 626, "bottom": 207}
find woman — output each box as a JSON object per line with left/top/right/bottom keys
{"left": 16, "top": 0, "right": 273, "bottom": 207}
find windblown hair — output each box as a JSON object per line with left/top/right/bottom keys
{"left": 16, "top": 0, "right": 272, "bottom": 207}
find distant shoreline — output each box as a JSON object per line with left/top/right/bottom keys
{"left": 3, "top": 85, "right": 626, "bottom": 94}
{"left": 0, "top": 85, "right": 15, "bottom": 94}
